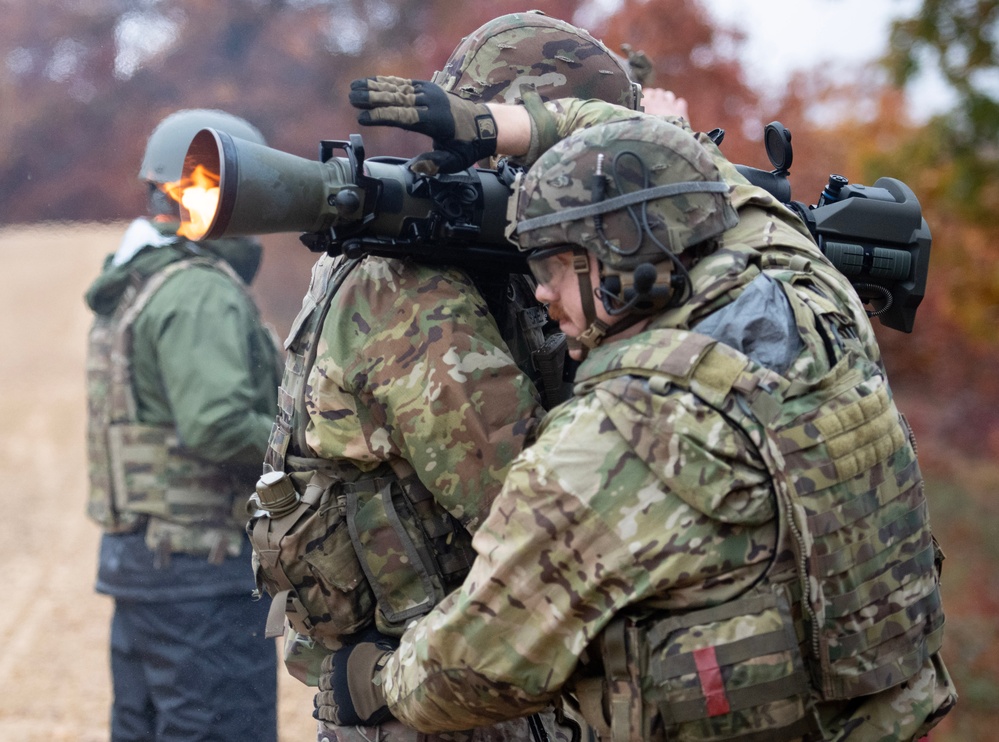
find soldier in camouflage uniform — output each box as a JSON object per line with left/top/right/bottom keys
{"left": 245, "top": 11, "right": 642, "bottom": 742}
{"left": 315, "top": 82, "right": 958, "bottom": 740}
{"left": 85, "top": 109, "right": 280, "bottom": 741}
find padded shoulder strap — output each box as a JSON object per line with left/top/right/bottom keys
{"left": 574, "top": 327, "right": 788, "bottom": 416}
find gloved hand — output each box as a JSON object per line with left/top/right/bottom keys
{"left": 349, "top": 76, "right": 498, "bottom": 175}
{"left": 313, "top": 629, "right": 397, "bottom": 727}
{"left": 621, "top": 43, "right": 654, "bottom": 86}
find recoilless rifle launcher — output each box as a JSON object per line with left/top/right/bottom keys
{"left": 179, "top": 120, "right": 929, "bottom": 333}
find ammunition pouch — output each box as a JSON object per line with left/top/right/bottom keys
{"left": 574, "top": 585, "right": 818, "bottom": 742}
{"left": 248, "top": 460, "right": 476, "bottom": 649}
{"left": 344, "top": 469, "right": 475, "bottom": 634}
{"left": 645, "top": 584, "right": 819, "bottom": 742}
{"left": 249, "top": 465, "right": 375, "bottom": 649}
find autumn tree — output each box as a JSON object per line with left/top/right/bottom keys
{"left": 0, "top": 0, "right": 583, "bottom": 225}
{"left": 596, "top": 0, "right": 763, "bottom": 165}
{"left": 887, "top": 0, "right": 999, "bottom": 222}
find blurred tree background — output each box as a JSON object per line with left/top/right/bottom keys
{"left": 1, "top": 0, "right": 997, "bottom": 737}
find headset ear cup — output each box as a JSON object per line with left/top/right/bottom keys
{"left": 599, "top": 274, "right": 622, "bottom": 314}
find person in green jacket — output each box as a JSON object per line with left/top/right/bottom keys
{"left": 84, "top": 109, "right": 281, "bottom": 742}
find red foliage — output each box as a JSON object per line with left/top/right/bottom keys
{"left": 597, "top": 0, "right": 763, "bottom": 165}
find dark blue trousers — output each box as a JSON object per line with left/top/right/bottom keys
{"left": 109, "top": 594, "right": 278, "bottom": 742}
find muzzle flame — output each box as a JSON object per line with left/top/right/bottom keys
{"left": 164, "top": 164, "right": 220, "bottom": 240}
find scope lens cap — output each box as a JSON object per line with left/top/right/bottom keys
{"left": 764, "top": 121, "right": 793, "bottom": 173}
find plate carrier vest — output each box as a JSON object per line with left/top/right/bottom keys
{"left": 570, "top": 257, "right": 946, "bottom": 741}
{"left": 248, "top": 255, "right": 570, "bottom": 648}
{"left": 86, "top": 256, "right": 258, "bottom": 563}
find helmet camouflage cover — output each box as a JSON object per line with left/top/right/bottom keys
{"left": 515, "top": 117, "right": 739, "bottom": 271}
{"left": 432, "top": 10, "right": 640, "bottom": 109}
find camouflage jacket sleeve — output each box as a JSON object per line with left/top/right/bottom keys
{"left": 379, "top": 379, "right": 775, "bottom": 732}
{"left": 549, "top": 98, "right": 649, "bottom": 136}
{"left": 305, "top": 256, "right": 542, "bottom": 531}
{"left": 517, "top": 98, "right": 684, "bottom": 168}
{"left": 131, "top": 265, "right": 280, "bottom": 466}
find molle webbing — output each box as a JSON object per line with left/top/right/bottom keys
{"left": 643, "top": 586, "right": 819, "bottom": 742}
{"left": 583, "top": 325, "right": 943, "bottom": 707}
{"left": 264, "top": 256, "right": 361, "bottom": 475}
{"left": 87, "top": 308, "right": 142, "bottom": 532}
{"left": 86, "top": 257, "right": 252, "bottom": 533}
{"left": 252, "top": 255, "right": 477, "bottom": 646}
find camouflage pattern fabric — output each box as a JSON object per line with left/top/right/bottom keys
{"left": 572, "top": 317, "right": 952, "bottom": 739}
{"left": 514, "top": 116, "right": 739, "bottom": 268}
{"left": 378, "top": 282, "right": 955, "bottom": 741}
{"left": 87, "top": 288, "right": 147, "bottom": 534}
{"left": 432, "top": 10, "right": 639, "bottom": 109}
{"left": 374, "top": 106, "right": 955, "bottom": 739}
{"left": 304, "top": 254, "right": 541, "bottom": 533}
{"left": 317, "top": 714, "right": 572, "bottom": 742}
{"left": 260, "top": 252, "right": 549, "bottom": 740}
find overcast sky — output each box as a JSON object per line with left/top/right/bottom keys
{"left": 698, "top": 0, "right": 954, "bottom": 116}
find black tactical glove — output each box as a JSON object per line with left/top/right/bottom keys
{"left": 313, "top": 629, "right": 396, "bottom": 727}
{"left": 349, "top": 76, "right": 498, "bottom": 176}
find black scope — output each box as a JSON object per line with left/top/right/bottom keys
{"left": 732, "top": 122, "right": 930, "bottom": 333}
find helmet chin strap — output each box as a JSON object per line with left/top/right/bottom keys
{"left": 571, "top": 255, "right": 691, "bottom": 358}
{"left": 569, "top": 251, "right": 653, "bottom": 357}
{"left": 569, "top": 250, "right": 608, "bottom": 359}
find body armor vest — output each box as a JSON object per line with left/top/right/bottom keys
{"left": 249, "top": 255, "right": 561, "bottom": 649}
{"left": 572, "top": 259, "right": 945, "bottom": 741}
{"left": 86, "top": 257, "right": 257, "bottom": 561}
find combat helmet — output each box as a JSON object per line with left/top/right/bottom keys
{"left": 139, "top": 108, "right": 266, "bottom": 184}
{"left": 514, "top": 117, "right": 738, "bottom": 347}
{"left": 432, "top": 10, "right": 641, "bottom": 109}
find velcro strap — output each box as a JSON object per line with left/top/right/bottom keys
{"left": 666, "top": 672, "right": 811, "bottom": 724}
{"left": 687, "top": 344, "right": 751, "bottom": 407}
{"left": 266, "top": 589, "right": 291, "bottom": 638}
{"left": 654, "top": 628, "right": 796, "bottom": 682}
{"left": 517, "top": 181, "right": 730, "bottom": 234}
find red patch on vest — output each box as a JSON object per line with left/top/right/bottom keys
{"left": 693, "top": 646, "right": 731, "bottom": 716}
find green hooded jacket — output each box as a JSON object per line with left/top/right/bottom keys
{"left": 85, "top": 220, "right": 279, "bottom": 467}
{"left": 87, "top": 218, "right": 281, "bottom": 600}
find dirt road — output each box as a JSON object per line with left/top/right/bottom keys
{"left": 0, "top": 223, "right": 315, "bottom": 740}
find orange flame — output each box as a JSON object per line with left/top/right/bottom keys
{"left": 164, "top": 164, "right": 220, "bottom": 239}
